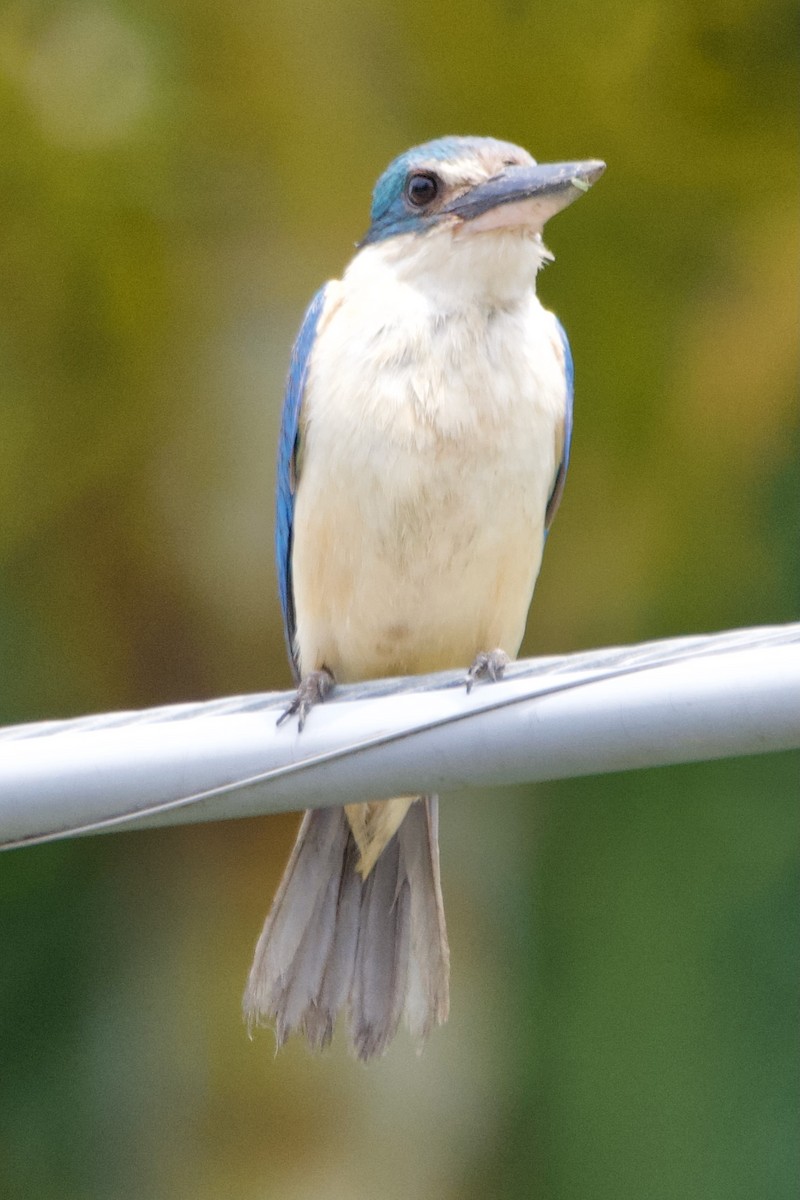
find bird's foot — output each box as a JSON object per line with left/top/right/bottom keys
{"left": 277, "top": 668, "right": 335, "bottom": 732}
{"left": 465, "top": 648, "right": 510, "bottom": 694}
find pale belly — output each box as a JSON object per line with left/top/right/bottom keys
{"left": 292, "top": 450, "right": 545, "bottom": 681}
{"left": 289, "top": 295, "right": 566, "bottom": 683}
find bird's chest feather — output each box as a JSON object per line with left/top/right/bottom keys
{"left": 290, "top": 285, "right": 567, "bottom": 677}
{"left": 300, "top": 290, "right": 566, "bottom": 550}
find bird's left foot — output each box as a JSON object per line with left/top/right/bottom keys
{"left": 465, "top": 648, "right": 511, "bottom": 694}
{"left": 277, "top": 668, "right": 335, "bottom": 732}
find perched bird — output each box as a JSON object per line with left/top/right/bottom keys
{"left": 244, "top": 136, "right": 604, "bottom": 1060}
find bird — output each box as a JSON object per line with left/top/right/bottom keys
{"left": 243, "top": 135, "right": 604, "bottom": 1060}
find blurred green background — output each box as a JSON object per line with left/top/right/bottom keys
{"left": 1, "top": 1, "right": 798, "bottom": 1197}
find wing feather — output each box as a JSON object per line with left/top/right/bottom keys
{"left": 544, "top": 317, "right": 574, "bottom": 531}
{"left": 275, "top": 285, "right": 329, "bottom": 677}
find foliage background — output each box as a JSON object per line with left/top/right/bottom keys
{"left": 1, "top": 1, "right": 798, "bottom": 1197}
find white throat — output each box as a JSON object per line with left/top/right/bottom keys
{"left": 347, "top": 225, "right": 551, "bottom": 311}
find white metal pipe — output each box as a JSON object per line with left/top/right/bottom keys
{"left": 1, "top": 623, "right": 798, "bottom": 850}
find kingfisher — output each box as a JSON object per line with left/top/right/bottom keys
{"left": 244, "top": 136, "right": 604, "bottom": 1060}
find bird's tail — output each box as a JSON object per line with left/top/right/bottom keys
{"left": 243, "top": 797, "right": 449, "bottom": 1061}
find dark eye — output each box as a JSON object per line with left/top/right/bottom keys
{"left": 405, "top": 172, "right": 440, "bottom": 208}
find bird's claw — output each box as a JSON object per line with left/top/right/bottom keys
{"left": 277, "top": 668, "right": 335, "bottom": 731}
{"left": 465, "top": 648, "right": 510, "bottom": 694}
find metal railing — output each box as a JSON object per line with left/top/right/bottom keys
{"left": 1, "top": 622, "right": 798, "bottom": 851}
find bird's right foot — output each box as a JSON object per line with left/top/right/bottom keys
{"left": 277, "top": 668, "right": 335, "bottom": 732}
{"left": 465, "top": 648, "right": 510, "bottom": 694}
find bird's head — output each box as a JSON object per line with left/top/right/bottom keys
{"left": 354, "top": 136, "right": 604, "bottom": 302}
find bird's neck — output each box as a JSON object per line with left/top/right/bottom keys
{"left": 345, "top": 227, "right": 550, "bottom": 313}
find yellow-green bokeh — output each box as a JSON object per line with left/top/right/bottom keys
{"left": 1, "top": 1, "right": 798, "bottom": 1197}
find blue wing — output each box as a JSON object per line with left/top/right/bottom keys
{"left": 544, "top": 318, "right": 574, "bottom": 531}
{"left": 275, "top": 285, "right": 329, "bottom": 679}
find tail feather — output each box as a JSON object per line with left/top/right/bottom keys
{"left": 243, "top": 797, "right": 449, "bottom": 1060}
{"left": 349, "top": 835, "right": 411, "bottom": 1059}
{"left": 244, "top": 807, "right": 348, "bottom": 1046}
{"left": 303, "top": 832, "right": 361, "bottom": 1050}
{"left": 273, "top": 863, "right": 339, "bottom": 1046}
{"left": 400, "top": 799, "right": 450, "bottom": 1040}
